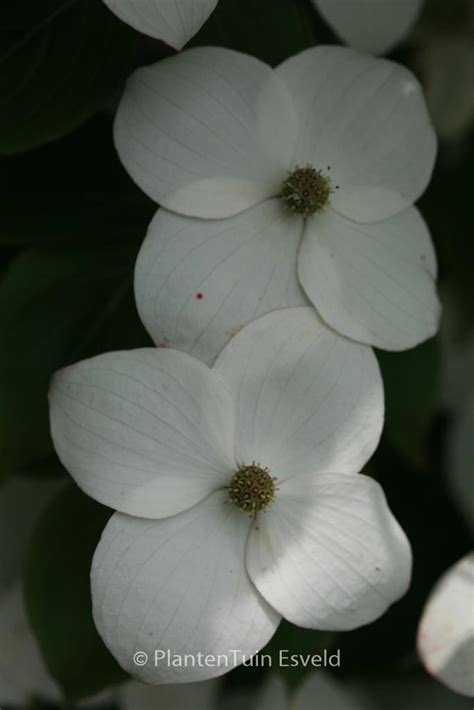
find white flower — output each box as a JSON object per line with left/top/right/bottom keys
{"left": 417, "top": 553, "right": 474, "bottom": 698}
{"left": 49, "top": 307, "right": 411, "bottom": 683}
{"left": 312, "top": 0, "right": 424, "bottom": 55}
{"left": 115, "top": 45, "right": 440, "bottom": 363}
{"left": 102, "top": 0, "right": 218, "bottom": 49}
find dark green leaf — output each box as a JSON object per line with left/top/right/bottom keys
{"left": 0, "top": 246, "right": 151, "bottom": 480}
{"left": 420, "top": 137, "right": 474, "bottom": 330}
{"left": 0, "top": 117, "right": 155, "bottom": 246}
{"left": 0, "top": 0, "right": 139, "bottom": 154}
{"left": 16, "top": 456, "right": 67, "bottom": 479}
{"left": 191, "top": 0, "right": 308, "bottom": 66}
{"left": 264, "top": 623, "right": 338, "bottom": 689}
{"left": 226, "top": 623, "right": 338, "bottom": 692}
{"left": 25, "top": 482, "right": 128, "bottom": 700}
{"left": 376, "top": 338, "right": 440, "bottom": 466}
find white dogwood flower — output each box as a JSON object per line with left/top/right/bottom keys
{"left": 417, "top": 553, "right": 474, "bottom": 698}
{"left": 312, "top": 0, "right": 424, "bottom": 55}
{"left": 102, "top": 0, "right": 217, "bottom": 49}
{"left": 116, "top": 45, "right": 440, "bottom": 363}
{"left": 49, "top": 308, "right": 411, "bottom": 683}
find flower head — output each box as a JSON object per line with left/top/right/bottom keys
{"left": 281, "top": 165, "right": 335, "bottom": 217}
{"left": 116, "top": 46, "right": 440, "bottom": 363}
{"left": 49, "top": 308, "right": 411, "bottom": 683}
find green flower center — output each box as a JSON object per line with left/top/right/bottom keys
{"left": 280, "top": 164, "right": 334, "bottom": 217}
{"left": 227, "top": 463, "right": 277, "bottom": 515}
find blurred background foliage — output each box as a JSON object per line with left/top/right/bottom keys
{"left": 0, "top": 0, "right": 472, "bottom": 707}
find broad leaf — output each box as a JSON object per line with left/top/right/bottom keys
{"left": 0, "top": 246, "right": 151, "bottom": 480}
{"left": 0, "top": 117, "right": 154, "bottom": 246}
{"left": 191, "top": 0, "right": 308, "bottom": 65}
{"left": 0, "top": 0, "right": 138, "bottom": 154}
{"left": 377, "top": 338, "right": 440, "bottom": 466}
{"left": 25, "top": 482, "right": 128, "bottom": 700}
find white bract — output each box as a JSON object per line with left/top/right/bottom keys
{"left": 418, "top": 553, "right": 474, "bottom": 698}
{"left": 102, "top": 0, "right": 218, "bottom": 49}
{"left": 118, "top": 45, "right": 440, "bottom": 363}
{"left": 312, "top": 0, "right": 424, "bottom": 55}
{"left": 49, "top": 307, "right": 412, "bottom": 683}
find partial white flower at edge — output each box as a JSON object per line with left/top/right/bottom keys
{"left": 102, "top": 0, "right": 218, "bottom": 49}
{"left": 417, "top": 553, "right": 474, "bottom": 698}
{"left": 49, "top": 307, "right": 412, "bottom": 684}
{"left": 416, "top": 337, "right": 474, "bottom": 699}
{"left": 312, "top": 0, "right": 424, "bottom": 56}
{"left": 102, "top": 0, "right": 423, "bottom": 57}
{"left": 117, "top": 45, "right": 440, "bottom": 364}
